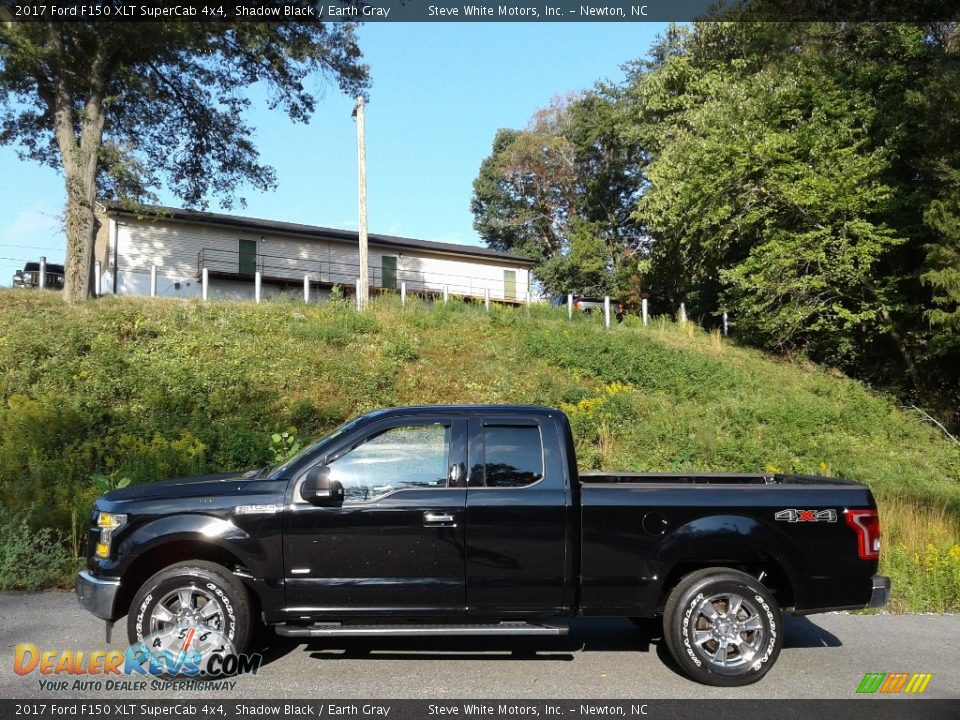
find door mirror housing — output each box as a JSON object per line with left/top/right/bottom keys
{"left": 300, "top": 466, "right": 344, "bottom": 505}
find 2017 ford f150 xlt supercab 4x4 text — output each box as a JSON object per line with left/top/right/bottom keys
{"left": 76, "top": 405, "right": 889, "bottom": 686}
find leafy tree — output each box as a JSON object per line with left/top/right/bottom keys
{"left": 627, "top": 23, "right": 958, "bottom": 378}
{"left": 471, "top": 101, "right": 578, "bottom": 264}
{"left": 0, "top": 12, "right": 369, "bottom": 301}
{"left": 471, "top": 95, "right": 643, "bottom": 297}
{"left": 923, "top": 197, "right": 960, "bottom": 330}
{"left": 472, "top": 21, "right": 960, "bottom": 418}
{"left": 920, "top": 196, "right": 960, "bottom": 421}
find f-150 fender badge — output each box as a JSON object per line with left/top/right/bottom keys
{"left": 235, "top": 504, "right": 283, "bottom": 515}
{"left": 775, "top": 509, "right": 837, "bottom": 522}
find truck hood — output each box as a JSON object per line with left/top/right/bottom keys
{"left": 98, "top": 470, "right": 267, "bottom": 503}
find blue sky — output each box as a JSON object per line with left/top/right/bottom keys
{"left": 0, "top": 22, "right": 666, "bottom": 286}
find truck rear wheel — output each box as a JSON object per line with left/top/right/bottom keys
{"left": 662, "top": 568, "right": 782, "bottom": 686}
{"left": 127, "top": 560, "right": 252, "bottom": 658}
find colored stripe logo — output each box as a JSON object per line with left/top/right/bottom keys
{"left": 857, "top": 673, "right": 932, "bottom": 694}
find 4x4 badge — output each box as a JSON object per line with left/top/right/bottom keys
{"left": 775, "top": 509, "right": 837, "bottom": 522}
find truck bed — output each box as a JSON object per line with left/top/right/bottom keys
{"left": 577, "top": 471, "right": 876, "bottom": 615}
{"left": 579, "top": 471, "right": 862, "bottom": 486}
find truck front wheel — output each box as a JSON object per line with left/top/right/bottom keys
{"left": 127, "top": 560, "right": 252, "bottom": 657}
{"left": 662, "top": 568, "right": 783, "bottom": 686}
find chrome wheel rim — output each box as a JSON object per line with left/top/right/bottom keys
{"left": 689, "top": 591, "right": 765, "bottom": 673}
{"left": 147, "top": 584, "right": 226, "bottom": 654}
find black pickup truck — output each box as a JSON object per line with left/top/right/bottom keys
{"left": 76, "top": 405, "right": 889, "bottom": 686}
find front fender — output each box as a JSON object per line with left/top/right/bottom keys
{"left": 107, "top": 513, "right": 266, "bottom": 577}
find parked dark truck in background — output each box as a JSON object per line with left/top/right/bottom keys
{"left": 12, "top": 261, "right": 65, "bottom": 290}
{"left": 76, "top": 405, "right": 889, "bottom": 686}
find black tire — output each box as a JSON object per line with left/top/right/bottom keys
{"left": 662, "top": 568, "right": 783, "bottom": 687}
{"left": 127, "top": 560, "right": 252, "bottom": 655}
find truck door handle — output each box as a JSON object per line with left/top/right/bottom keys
{"left": 423, "top": 511, "right": 456, "bottom": 526}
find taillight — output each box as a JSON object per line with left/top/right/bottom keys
{"left": 574, "top": 302, "right": 581, "bottom": 309}
{"left": 845, "top": 509, "right": 880, "bottom": 560}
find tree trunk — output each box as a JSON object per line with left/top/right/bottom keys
{"left": 47, "top": 24, "right": 107, "bottom": 303}
{"left": 62, "top": 168, "right": 99, "bottom": 302}
{"left": 880, "top": 305, "right": 917, "bottom": 386}
{"left": 862, "top": 277, "right": 917, "bottom": 386}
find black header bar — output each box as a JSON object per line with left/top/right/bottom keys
{"left": 1, "top": 0, "right": 958, "bottom": 23}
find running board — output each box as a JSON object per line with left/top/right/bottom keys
{"left": 275, "top": 621, "right": 568, "bottom": 638}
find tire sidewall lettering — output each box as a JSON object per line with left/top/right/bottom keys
{"left": 682, "top": 592, "right": 704, "bottom": 667}
{"left": 750, "top": 593, "right": 778, "bottom": 671}
{"left": 135, "top": 592, "right": 153, "bottom": 640}
{"left": 204, "top": 581, "right": 237, "bottom": 642}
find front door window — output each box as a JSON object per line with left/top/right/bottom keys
{"left": 328, "top": 424, "right": 450, "bottom": 502}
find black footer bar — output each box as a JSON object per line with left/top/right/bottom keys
{"left": 2, "top": 699, "right": 958, "bottom": 720}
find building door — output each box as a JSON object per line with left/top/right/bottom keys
{"left": 503, "top": 270, "right": 516, "bottom": 300}
{"left": 238, "top": 239, "right": 257, "bottom": 277}
{"left": 381, "top": 255, "right": 397, "bottom": 290}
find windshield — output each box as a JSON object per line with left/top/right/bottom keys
{"left": 266, "top": 415, "right": 366, "bottom": 479}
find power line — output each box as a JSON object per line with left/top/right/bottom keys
{"left": 0, "top": 243, "right": 64, "bottom": 252}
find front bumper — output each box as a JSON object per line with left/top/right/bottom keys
{"left": 75, "top": 570, "right": 122, "bottom": 621}
{"left": 867, "top": 575, "right": 891, "bottom": 609}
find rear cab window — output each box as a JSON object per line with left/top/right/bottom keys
{"left": 481, "top": 425, "right": 544, "bottom": 488}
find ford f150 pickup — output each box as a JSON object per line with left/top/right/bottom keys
{"left": 76, "top": 405, "right": 889, "bottom": 686}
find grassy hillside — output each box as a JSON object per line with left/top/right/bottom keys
{"left": 1, "top": 290, "right": 957, "bottom": 611}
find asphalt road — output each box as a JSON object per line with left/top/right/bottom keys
{"left": 1, "top": 591, "right": 957, "bottom": 700}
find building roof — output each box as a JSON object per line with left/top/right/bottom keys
{"left": 104, "top": 203, "right": 535, "bottom": 266}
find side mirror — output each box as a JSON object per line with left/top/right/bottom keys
{"left": 300, "top": 465, "right": 344, "bottom": 506}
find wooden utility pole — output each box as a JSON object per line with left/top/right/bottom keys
{"left": 356, "top": 96, "right": 369, "bottom": 310}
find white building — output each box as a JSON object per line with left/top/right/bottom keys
{"left": 94, "top": 204, "right": 535, "bottom": 303}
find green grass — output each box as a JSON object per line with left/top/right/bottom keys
{"left": 1, "top": 289, "right": 958, "bottom": 610}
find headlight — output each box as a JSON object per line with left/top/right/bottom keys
{"left": 95, "top": 512, "right": 127, "bottom": 558}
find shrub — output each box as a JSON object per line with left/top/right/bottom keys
{"left": 0, "top": 507, "right": 77, "bottom": 590}
{"left": 383, "top": 332, "right": 420, "bottom": 363}
{"left": 884, "top": 542, "right": 960, "bottom": 613}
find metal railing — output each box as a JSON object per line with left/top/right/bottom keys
{"left": 197, "top": 247, "right": 529, "bottom": 302}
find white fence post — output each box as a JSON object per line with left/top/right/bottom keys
{"left": 484, "top": 288, "right": 490, "bottom": 312}
{"left": 304, "top": 275, "right": 310, "bottom": 303}
{"left": 642, "top": 298, "right": 648, "bottom": 326}
{"left": 254, "top": 271, "right": 262, "bottom": 303}
{"left": 150, "top": 265, "right": 158, "bottom": 297}
{"left": 94, "top": 261, "right": 101, "bottom": 297}
{"left": 400, "top": 281, "right": 406, "bottom": 307}
{"left": 679, "top": 302, "right": 687, "bottom": 324}
{"left": 201, "top": 268, "right": 208, "bottom": 301}
{"left": 356, "top": 278, "right": 362, "bottom": 310}
{"left": 604, "top": 296, "right": 611, "bottom": 330}
{"left": 723, "top": 311, "right": 729, "bottom": 336}
{"left": 567, "top": 293, "right": 573, "bottom": 319}
{"left": 38, "top": 256, "right": 46, "bottom": 289}
{"left": 443, "top": 285, "right": 449, "bottom": 304}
